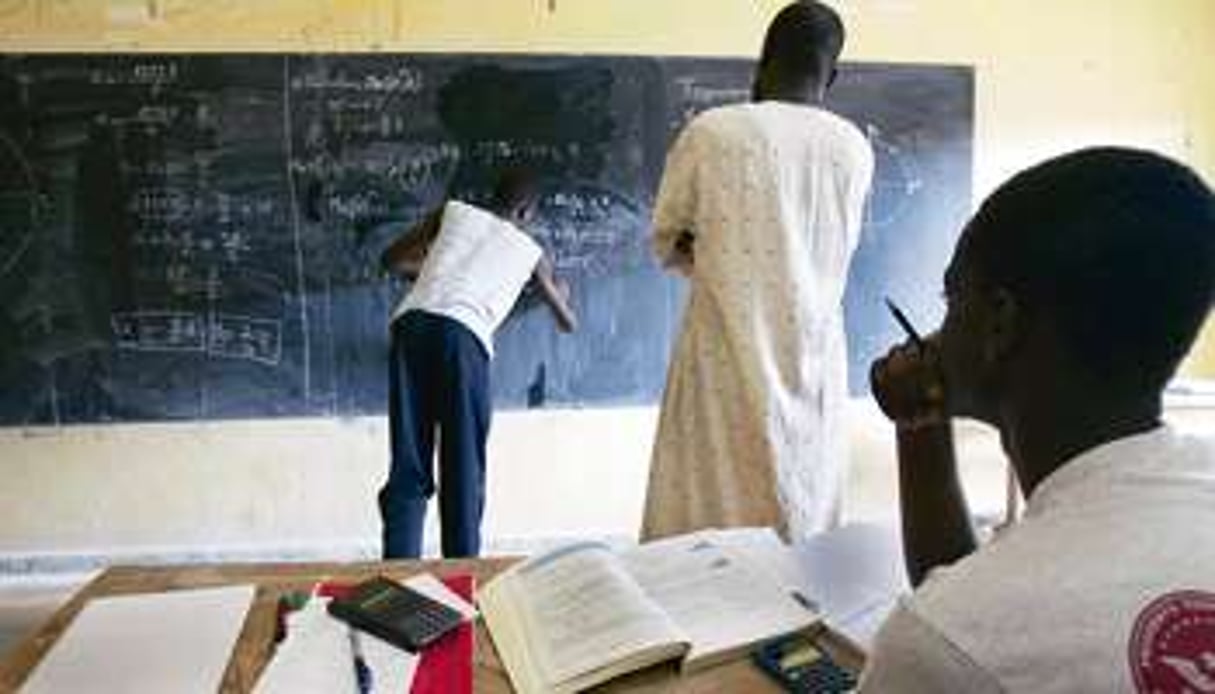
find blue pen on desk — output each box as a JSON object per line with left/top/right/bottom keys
{"left": 347, "top": 627, "right": 374, "bottom": 694}
{"left": 883, "top": 297, "right": 924, "bottom": 350}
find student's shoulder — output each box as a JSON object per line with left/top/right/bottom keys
{"left": 813, "top": 110, "right": 873, "bottom": 164}
{"left": 679, "top": 103, "right": 754, "bottom": 137}
{"left": 904, "top": 520, "right": 1074, "bottom": 644}
{"left": 442, "top": 198, "right": 482, "bottom": 218}
{"left": 862, "top": 598, "right": 1003, "bottom": 694}
{"left": 441, "top": 198, "right": 509, "bottom": 230}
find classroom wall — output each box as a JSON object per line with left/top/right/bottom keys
{"left": 2, "top": 0, "right": 1213, "bottom": 571}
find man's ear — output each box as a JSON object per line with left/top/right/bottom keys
{"left": 984, "top": 287, "right": 1022, "bottom": 365}
{"left": 751, "top": 59, "right": 772, "bottom": 101}
{"left": 510, "top": 199, "right": 537, "bottom": 226}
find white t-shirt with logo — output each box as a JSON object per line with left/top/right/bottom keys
{"left": 392, "top": 200, "right": 542, "bottom": 358}
{"left": 859, "top": 426, "right": 1215, "bottom": 693}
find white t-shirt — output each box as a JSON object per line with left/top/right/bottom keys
{"left": 859, "top": 426, "right": 1215, "bottom": 693}
{"left": 392, "top": 200, "right": 542, "bottom": 357}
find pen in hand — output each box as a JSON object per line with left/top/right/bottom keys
{"left": 347, "top": 627, "right": 374, "bottom": 694}
{"left": 882, "top": 296, "right": 946, "bottom": 416}
{"left": 883, "top": 297, "right": 924, "bottom": 350}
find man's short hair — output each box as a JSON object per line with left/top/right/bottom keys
{"left": 490, "top": 167, "right": 542, "bottom": 215}
{"left": 760, "top": 1, "right": 846, "bottom": 79}
{"left": 966, "top": 147, "right": 1215, "bottom": 392}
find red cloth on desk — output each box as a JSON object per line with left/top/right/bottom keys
{"left": 318, "top": 574, "right": 474, "bottom": 694}
{"left": 413, "top": 574, "right": 473, "bottom": 694}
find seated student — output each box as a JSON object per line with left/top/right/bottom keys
{"left": 860, "top": 148, "right": 1215, "bottom": 692}
{"left": 378, "top": 170, "right": 577, "bottom": 559}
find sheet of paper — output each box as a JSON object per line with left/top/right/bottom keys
{"left": 404, "top": 573, "right": 477, "bottom": 620}
{"left": 793, "top": 523, "right": 909, "bottom": 648}
{"left": 254, "top": 592, "right": 420, "bottom": 694}
{"left": 255, "top": 573, "right": 474, "bottom": 694}
{"left": 23, "top": 585, "right": 255, "bottom": 694}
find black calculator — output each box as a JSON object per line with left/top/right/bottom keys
{"left": 752, "top": 633, "right": 858, "bottom": 693}
{"left": 327, "top": 576, "right": 465, "bottom": 652}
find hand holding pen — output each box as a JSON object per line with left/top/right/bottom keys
{"left": 883, "top": 297, "right": 924, "bottom": 350}
{"left": 871, "top": 298, "right": 947, "bottom": 428}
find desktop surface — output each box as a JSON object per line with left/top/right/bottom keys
{"left": 0, "top": 557, "right": 862, "bottom": 692}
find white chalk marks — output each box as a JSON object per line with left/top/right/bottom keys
{"left": 112, "top": 310, "right": 282, "bottom": 366}
{"left": 863, "top": 122, "right": 923, "bottom": 229}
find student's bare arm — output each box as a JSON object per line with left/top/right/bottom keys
{"left": 380, "top": 209, "right": 442, "bottom": 280}
{"left": 870, "top": 340, "right": 978, "bottom": 587}
{"left": 531, "top": 255, "right": 577, "bottom": 333}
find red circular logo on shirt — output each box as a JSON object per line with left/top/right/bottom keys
{"left": 1129, "top": 590, "right": 1215, "bottom": 693}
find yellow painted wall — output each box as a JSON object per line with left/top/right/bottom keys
{"left": 1, "top": 1, "right": 1212, "bottom": 564}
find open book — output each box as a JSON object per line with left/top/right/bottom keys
{"left": 479, "top": 529, "right": 819, "bottom": 694}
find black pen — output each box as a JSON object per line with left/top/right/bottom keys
{"left": 347, "top": 627, "right": 374, "bottom": 694}
{"left": 884, "top": 297, "right": 924, "bottom": 350}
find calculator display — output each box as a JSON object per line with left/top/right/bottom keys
{"left": 752, "top": 634, "right": 858, "bottom": 693}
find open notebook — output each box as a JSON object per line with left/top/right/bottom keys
{"left": 479, "top": 529, "right": 819, "bottom": 694}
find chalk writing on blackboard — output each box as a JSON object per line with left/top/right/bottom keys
{"left": 0, "top": 54, "right": 972, "bottom": 424}
{"left": 112, "top": 310, "right": 283, "bottom": 366}
{"left": 863, "top": 123, "right": 923, "bottom": 230}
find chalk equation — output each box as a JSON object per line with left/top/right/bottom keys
{"left": 533, "top": 184, "right": 647, "bottom": 276}
{"left": 112, "top": 310, "right": 282, "bottom": 365}
{"left": 863, "top": 123, "right": 923, "bottom": 230}
{"left": 290, "top": 64, "right": 424, "bottom": 95}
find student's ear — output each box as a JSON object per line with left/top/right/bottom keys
{"left": 513, "top": 198, "right": 538, "bottom": 225}
{"left": 983, "top": 287, "right": 1021, "bottom": 366}
{"left": 751, "top": 60, "right": 771, "bottom": 101}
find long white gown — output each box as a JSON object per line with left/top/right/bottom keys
{"left": 643, "top": 101, "right": 873, "bottom": 542}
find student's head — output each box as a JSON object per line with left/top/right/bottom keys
{"left": 938, "top": 147, "right": 1215, "bottom": 423}
{"left": 488, "top": 167, "right": 542, "bottom": 225}
{"left": 752, "top": 1, "right": 845, "bottom": 103}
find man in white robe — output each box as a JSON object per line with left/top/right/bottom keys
{"left": 643, "top": 1, "right": 873, "bottom": 541}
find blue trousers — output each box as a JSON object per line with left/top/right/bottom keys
{"left": 379, "top": 310, "right": 490, "bottom": 559}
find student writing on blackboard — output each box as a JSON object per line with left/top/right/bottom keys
{"left": 860, "top": 149, "right": 1215, "bottom": 693}
{"left": 377, "top": 170, "right": 577, "bottom": 559}
{"left": 643, "top": 1, "right": 874, "bottom": 542}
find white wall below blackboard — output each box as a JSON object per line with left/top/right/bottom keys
{"left": 0, "top": 402, "right": 839, "bottom": 571}
{"left": 0, "top": 406, "right": 661, "bottom": 571}
{"left": 2, "top": 399, "right": 1212, "bottom": 575}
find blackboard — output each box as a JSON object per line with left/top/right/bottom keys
{"left": 0, "top": 54, "right": 972, "bottom": 424}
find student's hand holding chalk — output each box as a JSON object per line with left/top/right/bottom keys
{"left": 870, "top": 333, "right": 947, "bottom": 430}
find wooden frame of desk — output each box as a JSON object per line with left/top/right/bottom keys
{"left": 0, "top": 559, "right": 865, "bottom": 692}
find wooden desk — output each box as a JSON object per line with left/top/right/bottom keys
{"left": 0, "top": 558, "right": 864, "bottom": 692}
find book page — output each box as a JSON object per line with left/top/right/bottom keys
{"left": 619, "top": 531, "right": 818, "bottom": 668}
{"left": 480, "top": 542, "right": 687, "bottom": 692}
{"left": 708, "top": 526, "right": 805, "bottom": 591}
